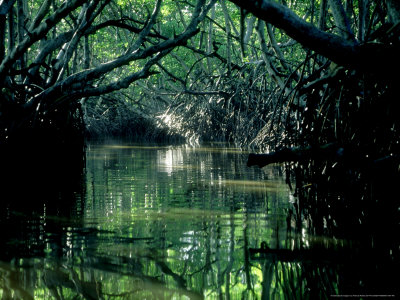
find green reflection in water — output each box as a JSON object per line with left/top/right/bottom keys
{"left": 79, "top": 143, "right": 291, "bottom": 298}
{"left": 1, "top": 142, "right": 347, "bottom": 299}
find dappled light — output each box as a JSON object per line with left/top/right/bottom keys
{"left": 1, "top": 0, "right": 399, "bottom": 298}
{"left": 1, "top": 143, "right": 398, "bottom": 298}
{"left": 1, "top": 143, "right": 292, "bottom": 298}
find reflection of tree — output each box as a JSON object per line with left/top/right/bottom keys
{"left": 38, "top": 252, "right": 205, "bottom": 299}
{"left": 0, "top": 261, "right": 35, "bottom": 300}
{"left": 224, "top": 213, "right": 234, "bottom": 299}
{"left": 242, "top": 212, "right": 256, "bottom": 298}
{"left": 261, "top": 260, "right": 273, "bottom": 299}
{"left": 43, "top": 264, "right": 101, "bottom": 300}
{"left": 252, "top": 253, "right": 341, "bottom": 298}
{"left": 1, "top": 145, "right": 289, "bottom": 298}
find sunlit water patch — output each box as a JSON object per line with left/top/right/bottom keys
{"left": 2, "top": 142, "right": 396, "bottom": 298}
{"left": 0, "top": 142, "right": 294, "bottom": 298}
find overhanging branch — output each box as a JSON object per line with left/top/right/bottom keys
{"left": 228, "top": 0, "right": 400, "bottom": 72}
{"left": 24, "top": 0, "right": 218, "bottom": 110}
{"left": 247, "top": 143, "right": 342, "bottom": 168}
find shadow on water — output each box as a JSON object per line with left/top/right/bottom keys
{"left": 0, "top": 140, "right": 398, "bottom": 299}
{"left": 1, "top": 137, "right": 85, "bottom": 252}
{"left": 0, "top": 137, "right": 89, "bottom": 299}
{"left": 249, "top": 158, "right": 400, "bottom": 299}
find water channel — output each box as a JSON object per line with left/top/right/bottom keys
{"left": 0, "top": 142, "right": 398, "bottom": 299}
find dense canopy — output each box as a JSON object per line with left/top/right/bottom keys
{"left": 1, "top": 0, "right": 399, "bottom": 297}
{"left": 0, "top": 0, "right": 398, "bottom": 147}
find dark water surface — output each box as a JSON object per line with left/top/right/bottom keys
{"left": 0, "top": 142, "right": 398, "bottom": 299}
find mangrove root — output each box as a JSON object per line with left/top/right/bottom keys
{"left": 247, "top": 143, "right": 342, "bottom": 168}
{"left": 247, "top": 143, "right": 400, "bottom": 172}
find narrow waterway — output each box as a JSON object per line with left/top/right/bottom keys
{"left": 0, "top": 142, "right": 397, "bottom": 299}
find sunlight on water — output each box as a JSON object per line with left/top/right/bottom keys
{"left": 3, "top": 142, "right": 378, "bottom": 299}
{"left": 80, "top": 143, "right": 292, "bottom": 298}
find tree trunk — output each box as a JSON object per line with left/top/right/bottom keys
{"left": 28, "top": 0, "right": 51, "bottom": 32}
{"left": 266, "top": 23, "right": 290, "bottom": 73}
{"left": 243, "top": 14, "right": 256, "bottom": 56}
{"left": 207, "top": 4, "right": 215, "bottom": 72}
{"left": 255, "top": 20, "right": 286, "bottom": 91}
{"left": 318, "top": 0, "right": 328, "bottom": 30}
{"left": 84, "top": 34, "right": 90, "bottom": 70}
{"left": 0, "top": 14, "right": 5, "bottom": 63}
{"left": 357, "top": 0, "right": 367, "bottom": 41}
{"left": 177, "top": 1, "right": 208, "bottom": 75}
{"left": 17, "top": 0, "right": 26, "bottom": 82}
{"left": 8, "top": 6, "right": 15, "bottom": 53}
{"left": 386, "top": 0, "right": 400, "bottom": 24}
{"left": 221, "top": 0, "right": 232, "bottom": 75}
{"left": 0, "top": 0, "right": 16, "bottom": 63}
{"left": 55, "top": 1, "right": 95, "bottom": 82}
{"left": 327, "top": 0, "right": 355, "bottom": 42}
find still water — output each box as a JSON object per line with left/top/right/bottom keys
{"left": 0, "top": 142, "right": 397, "bottom": 299}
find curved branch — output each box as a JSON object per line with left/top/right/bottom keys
{"left": 87, "top": 19, "right": 167, "bottom": 40}
{"left": 28, "top": 15, "right": 166, "bottom": 81}
{"left": 66, "top": 50, "right": 169, "bottom": 99}
{"left": 228, "top": 0, "right": 400, "bottom": 72}
{"left": 25, "top": 0, "right": 217, "bottom": 110}
{"left": 28, "top": 0, "right": 51, "bottom": 32}
{"left": 0, "top": 0, "right": 86, "bottom": 82}
{"left": 247, "top": 143, "right": 342, "bottom": 168}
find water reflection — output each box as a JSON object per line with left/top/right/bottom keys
{"left": 0, "top": 142, "right": 398, "bottom": 298}
{"left": 81, "top": 142, "right": 290, "bottom": 298}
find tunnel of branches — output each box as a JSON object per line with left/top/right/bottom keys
{"left": 0, "top": 1, "right": 399, "bottom": 282}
